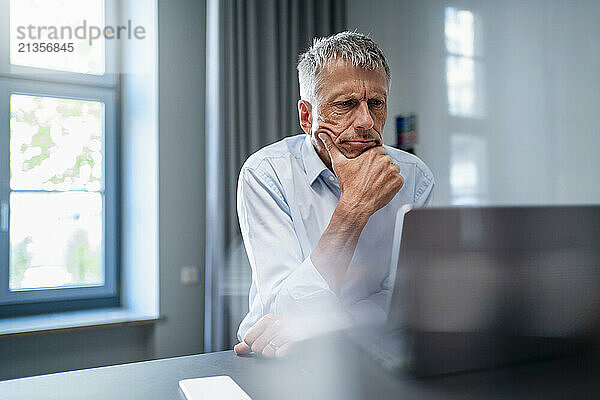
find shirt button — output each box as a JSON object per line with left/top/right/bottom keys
{"left": 329, "top": 176, "right": 335, "bottom": 181}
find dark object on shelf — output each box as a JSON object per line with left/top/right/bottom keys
{"left": 396, "top": 114, "right": 418, "bottom": 155}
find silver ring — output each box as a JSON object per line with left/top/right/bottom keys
{"left": 268, "top": 341, "right": 278, "bottom": 351}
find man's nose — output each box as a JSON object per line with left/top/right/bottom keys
{"left": 354, "top": 100, "right": 374, "bottom": 131}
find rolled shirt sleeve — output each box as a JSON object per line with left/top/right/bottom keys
{"left": 347, "top": 290, "right": 391, "bottom": 326}
{"left": 414, "top": 162, "right": 435, "bottom": 207}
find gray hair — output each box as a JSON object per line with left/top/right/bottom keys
{"left": 297, "top": 31, "right": 390, "bottom": 105}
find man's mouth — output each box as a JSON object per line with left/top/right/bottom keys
{"left": 343, "top": 139, "right": 376, "bottom": 143}
{"left": 342, "top": 139, "right": 378, "bottom": 146}
{"left": 340, "top": 139, "right": 379, "bottom": 153}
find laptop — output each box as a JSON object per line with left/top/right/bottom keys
{"left": 358, "top": 205, "right": 600, "bottom": 376}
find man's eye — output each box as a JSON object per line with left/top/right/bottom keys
{"left": 339, "top": 100, "right": 356, "bottom": 108}
{"left": 368, "top": 99, "right": 384, "bottom": 107}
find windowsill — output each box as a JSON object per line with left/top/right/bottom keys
{"left": 0, "top": 308, "right": 161, "bottom": 337}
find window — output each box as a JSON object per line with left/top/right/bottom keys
{"left": 0, "top": 0, "right": 119, "bottom": 316}
{"left": 445, "top": 7, "right": 488, "bottom": 205}
{"left": 445, "top": 6, "right": 485, "bottom": 118}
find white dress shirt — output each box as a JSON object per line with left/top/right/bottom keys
{"left": 237, "top": 134, "right": 434, "bottom": 340}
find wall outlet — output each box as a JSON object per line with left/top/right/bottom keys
{"left": 180, "top": 265, "right": 200, "bottom": 286}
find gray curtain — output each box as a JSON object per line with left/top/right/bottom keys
{"left": 205, "top": 0, "right": 346, "bottom": 351}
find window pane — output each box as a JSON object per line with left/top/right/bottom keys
{"left": 9, "top": 192, "right": 103, "bottom": 290}
{"left": 445, "top": 7, "right": 474, "bottom": 57}
{"left": 10, "top": 94, "right": 104, "bottom": 191}
{"left": 446, "top": 56, "right": 475, "bottom": 117}
{"left": 9, "top": 0, "right": 105, "bottom": 75}
{"left": 450, "top": 134, "right": 488, "bottom": 205}
{"left": 446, "top": 56, "right": 486, "bottom": 118}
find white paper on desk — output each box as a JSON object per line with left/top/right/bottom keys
{"left": 179, "top": 375, "right": 252, "bottom": 400}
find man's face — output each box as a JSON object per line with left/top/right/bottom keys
{"left": 300, "top": 60, "right": 388, "bottom": 165}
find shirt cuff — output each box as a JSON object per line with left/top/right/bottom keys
{"left": 275, "top": 256, "right": 338, "bottom": 315}
{"left": 347, "top": 298, "right": 389, "bottom": 327}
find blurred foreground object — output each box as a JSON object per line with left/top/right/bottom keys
{"left": 386, "top": 205, "right": 600, "bottom": 375}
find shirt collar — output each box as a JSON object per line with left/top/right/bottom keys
{"left": 302, "top": 134, "right": 329, "bottom": 186}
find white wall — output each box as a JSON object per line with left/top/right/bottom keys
{"left": 347, "top": 0, "right": 600, "bottom": 206}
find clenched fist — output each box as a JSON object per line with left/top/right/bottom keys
{"left": 319, "top": 132, "right": 403, "bottom": 215}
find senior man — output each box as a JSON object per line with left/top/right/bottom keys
{"left": 234, "top": 32, "right": 434, "bottom": 357}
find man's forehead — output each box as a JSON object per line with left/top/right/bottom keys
{"left": 319, "top": 59, "right": 388, "bottom": 97}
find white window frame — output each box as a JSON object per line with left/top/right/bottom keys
{"left": 0, "top": 0, "right": 119, "bottom": 88}
{"left": 0, "top": 0, "right": 120, "bottom": 314}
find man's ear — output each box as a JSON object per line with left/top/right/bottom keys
{"left": 298, "top": 100, "right": 312, "bottom": 135}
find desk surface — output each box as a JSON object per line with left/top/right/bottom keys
{"left": 2, "top": 337, "right": 600, "bottom": 400}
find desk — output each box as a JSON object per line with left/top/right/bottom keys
{"left": 2, "top": 335, "right": 600, "bottom": 400}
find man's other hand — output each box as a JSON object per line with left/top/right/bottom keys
{"left": 234, "top": 314, "right": 296, "bottom": 358}
{"left": 319, "top": 132, "right": 403, "bottom": 215}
